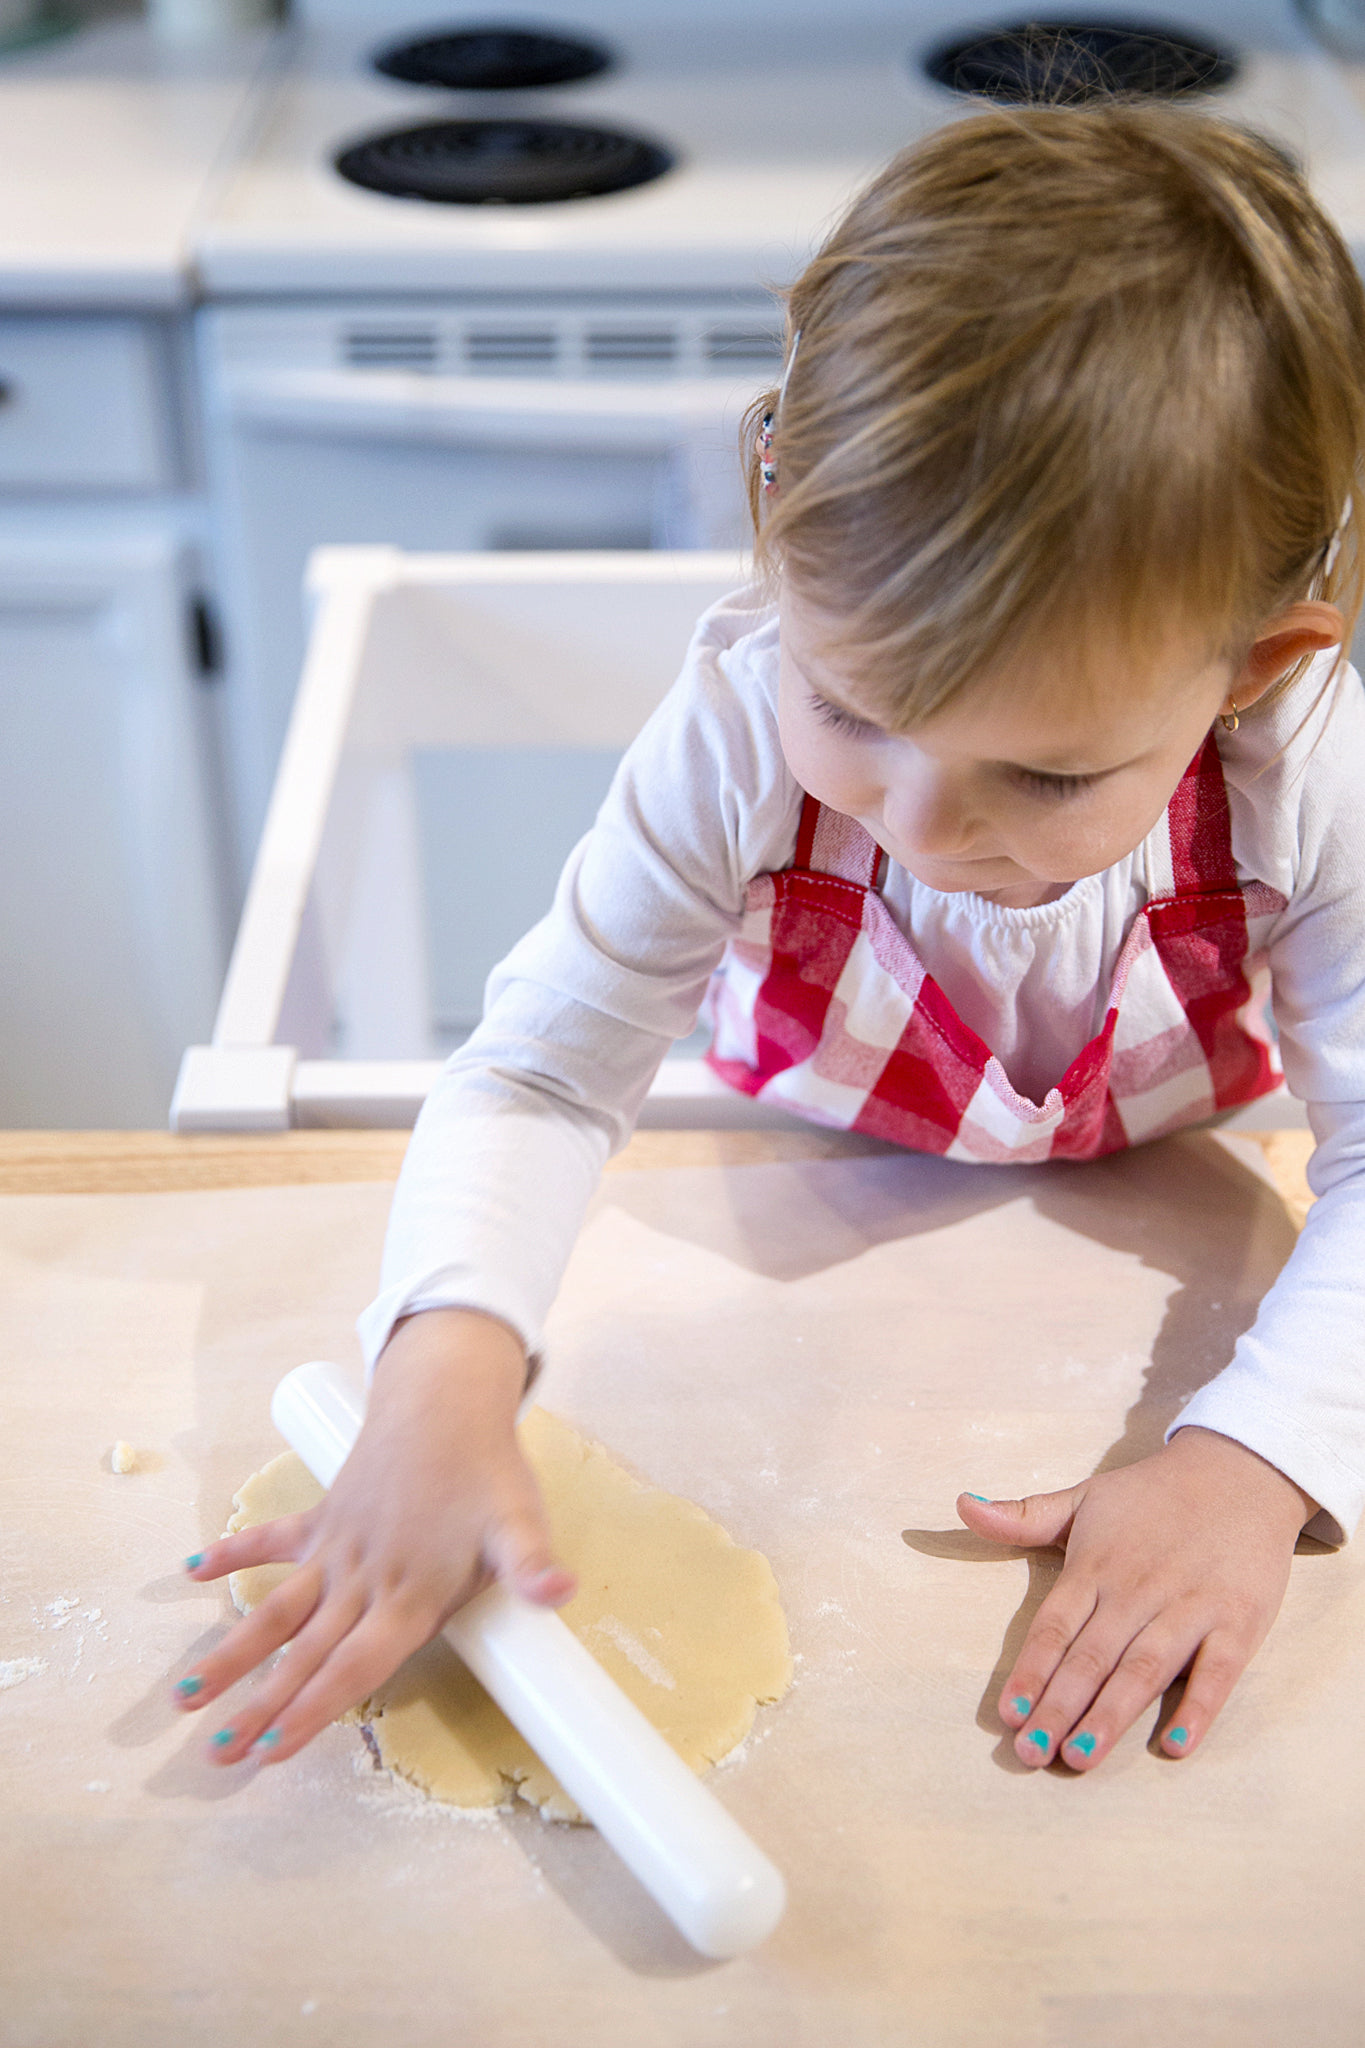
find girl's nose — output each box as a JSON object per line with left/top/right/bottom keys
{"left": 882, "top": 764, "right": 978, "bottom": 861}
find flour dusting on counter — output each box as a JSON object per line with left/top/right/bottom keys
{"left": 0, "top": 1657, "right": 47, "bottom": 1690}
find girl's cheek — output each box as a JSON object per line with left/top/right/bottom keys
{"left": 779, "top": 721, "right": 863, "bottom": 812}
{"left": 774, "top": 702, "right": 815, "bottom": 787}
{"left": 1022, "top": 801, "right": 1140, "bottom": 881}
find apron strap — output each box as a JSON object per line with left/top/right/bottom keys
{"left": 1164, "top": 731, "right": 1240, "bottom": 895}
{"left": 793, "top": 793, "right": 884, "bottom": 887}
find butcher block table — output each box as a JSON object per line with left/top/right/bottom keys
{"left": 2, "top": 1124, "right": 1362, "bottom": 2048}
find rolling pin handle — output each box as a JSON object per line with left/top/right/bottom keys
{"left": 270, "top": 1359, "right": 365, "bottom": 1491}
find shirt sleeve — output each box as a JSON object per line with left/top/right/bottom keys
{"left": 355, "top": 589, "right": 802, "bottom": 1375}
{"left": 1167, "top": 659, "right": 1365, "bottom": 1545}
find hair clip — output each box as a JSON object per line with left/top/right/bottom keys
{"left": 759, "top": 412, "right": 777, "bottom": 492}
{"left": 776, "top": 328, "right": 801, "bottom": 409}
{"left": 759, "top": 328, "right": 802, "bottom": 495}
{"left": 1322, "top": 495, "right": 1353, "bottom": 579}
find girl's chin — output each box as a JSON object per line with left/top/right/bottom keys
{"left": 899, "top": 856, "right": 1071, "bottom": 908}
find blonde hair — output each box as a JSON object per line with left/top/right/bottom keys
{"left": 745, "top": 103, "right": 1365, "bottom": 723}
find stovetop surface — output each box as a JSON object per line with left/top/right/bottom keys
{"left": 194, "top": 3, "right": 1365, "bottom": 297}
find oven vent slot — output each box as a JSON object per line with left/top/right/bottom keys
{"left": 342, "top": 326, "right": 441, "bottom": 370}
{"left": 465, "top": 328, "right": 559, "bottom": 371}
{"left": 585, "top": 328, "right": 679, "bottom": 369}
{"left": 704, "top": 327, "right": 783, "bottom": 368}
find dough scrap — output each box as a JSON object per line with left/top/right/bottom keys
{"left": 226, "top": 1406, "right": 792, "bottom": 1820}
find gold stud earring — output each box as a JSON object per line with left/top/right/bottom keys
{"left": 1220, "top": 697, "right": 1240, "bottom": 733}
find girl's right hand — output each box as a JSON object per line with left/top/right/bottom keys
{"left": 171, "top": 1307, "right": 575, "bottom": 1766}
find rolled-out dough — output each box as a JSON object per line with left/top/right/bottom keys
{"left": 226, "top": 1406, "right": 792, "bottom": 1820}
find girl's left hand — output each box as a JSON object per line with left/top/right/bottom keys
{"left": 956, "top": 1425, "right": 1317, "bottom": 1771}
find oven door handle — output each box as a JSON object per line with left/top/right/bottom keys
{"left": 216, "top": 368, "right": 758, "bottom": 452}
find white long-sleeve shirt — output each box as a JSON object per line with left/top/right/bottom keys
{"left": 358, "top": 588, "right": 1365, "bottom": 1546}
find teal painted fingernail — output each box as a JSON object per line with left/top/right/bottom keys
{"left": 1026, "top": 1729, "right": 1050, "bottom": 1754}
{"left": 184, "top": 1553, "right": 204, "bottom": 1570}
{"left": 1010, "top": 1695, "right": 1031, "bottom": 1716}
{"left": 211, "top": 1728, "right": 235, "bottom": 1749}
{"left": 255, "top": 1728, "right": 281, "bottom": 1750}
{"left": 1167, "top": 1726, "right": 1189, "bottom": 1747}
{"left": 175, "top": 1675, "right": 203, "bottom": 1698}
{"left": 965, "top": 1493, "right": 991, "bottom": 1502}
{"left": 1067, "top": 1731, "right": 1097, "bottom": 1758}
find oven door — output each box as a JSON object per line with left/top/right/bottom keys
{"left": 205, "top": 346, "right": 761, "bottom": 853}
{"left": 201, "top": 330, "right": 765, "bottom": 1028}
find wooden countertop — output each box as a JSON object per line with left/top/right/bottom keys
{"left": 0, "top": 1126, "right": 1317, "bottom": 1217}
{"left": 0, "top": 1126, "right": 903, "bottom": 1195}
{"left": 0, "top": 1121, "right": 1337, "bottom": 2040}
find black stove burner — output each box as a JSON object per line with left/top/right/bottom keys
{"left": 334, "top": 117, "right": 673, "bottom": 205}
{"left": 924, "top": 20, "right": 1237, "bottom": 102}
{"left": 373, "top": 25, "right": 613, "bottom": 91}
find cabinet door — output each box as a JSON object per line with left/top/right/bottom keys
{"left": 0, "top": 317, "right": 175, "bottom": 491}
{"left": 0, "top": 518, "right": 226, "bottom": 1126}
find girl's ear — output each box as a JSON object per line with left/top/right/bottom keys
{"left": 1230, "top": 600, "right": 1345, "bottom": 710}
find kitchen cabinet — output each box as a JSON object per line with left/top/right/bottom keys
{"left": 0, "top": 23, "right": 271, "bottom": 1126}
{"left": 0, "top": 314, "right": 227, "bottom": 1126}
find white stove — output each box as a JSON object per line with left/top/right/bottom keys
{"left": 193, "top": 0, "right": 1365, "bottom": 1032}
{"left": 199, "top": 1, "right": 1365, "bottom": 295}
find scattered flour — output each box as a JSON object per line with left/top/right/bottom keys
{"left": 351, "top": 1762, "right": 508, "bottom": 1826}
{"left": 588, "top": 1613, "right": 676, "bottom": 1690}
{"left": 84, "top": 1781, "right": 112, "bottom": 1794}
{"left": 70, "top": 1608, "right": 109, "bottom": 1676}
{"left": 44, "top": 1596, "right": 79, "bottom": 1630}
{"left": 716, "top": 1716, "right": 776, "bottom": 1771}
{"left": 0, "top": 1657, "right": 47, "bottom": 1690}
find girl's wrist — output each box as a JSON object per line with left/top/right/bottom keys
{"left": 373, "top": 1306, "right": 530, "bottom": 1421}
{"left": 1166, "top": 1424, "right": 1319, "bottom": 1530}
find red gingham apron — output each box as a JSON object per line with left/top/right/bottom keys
{"left": 706, "top": 733, "right": 1284, "bottom": 1163}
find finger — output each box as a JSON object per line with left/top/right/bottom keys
{"left": 1156, "top": 1628, "right": 1248, "bottom": 1761}
{"left": 173, "top": 1563, "right": 322, "bottom": 1712}
{"left": 1042, "top": 1612, "right": 1204, "bottom": 1772}
{"left": 996, "top": 1576, "right": 1101, "bottom": 1742}
{"left": 205, "top": 1579, "right": 370, "bottom": 1765}
{"left": 958, "top": 1485, "right": 1081, "bottom": 1551}
{"left": 228, "top": 1605, "right": 435, "bottom": 1768}
{"left": 183, "top": 1513, "right": 315, "bottom": 1583}
{"left": 483, "top": 1504, "right": 576, "bottom": 1606}
{"left": 1011, "top": 1602, "right": 1166, "bottom": 1768}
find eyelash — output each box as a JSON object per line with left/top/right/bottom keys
{"left": 809, "top": 691, "right": 1100, "bottom": 798}
{"left": 1013, "top": 768, "right": 1099, "bottom": 802}
{"left": 811, "top": 694, "right": 875, "bottom": 737}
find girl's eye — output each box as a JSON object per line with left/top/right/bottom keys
{"left": 811, "top": 693, "right": 878, "bottom": 738}
{"left": 1013, "top": 767, "right": 1100, "bottom": 802}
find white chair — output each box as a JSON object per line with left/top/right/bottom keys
{"left": 172, "top": 546, "right": 803, "bottom": 1132}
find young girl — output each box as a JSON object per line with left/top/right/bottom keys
{"left": 177, "top": 102, "right": 1365, "bottom": 1779}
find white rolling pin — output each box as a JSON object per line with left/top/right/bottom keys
{"left": 270, "top": 1360, "right": 786, "bottom": 1959}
